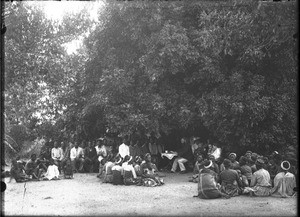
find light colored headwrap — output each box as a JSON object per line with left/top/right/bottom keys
{"left": 204, "top": 160, "right": 213, "bottom": 169}
{"left": 281, "top": 161, "right": 290, "bottom": 171}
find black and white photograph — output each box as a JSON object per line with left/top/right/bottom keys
{"left": 0, "top": 0, "right": 298, "bottom": 216}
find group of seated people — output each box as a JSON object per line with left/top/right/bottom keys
{"left": 9, "top": 136, "right": 166, "bottom": 186}
{"left": 191, "top": 150, "right": 297, "bottom": 199}
{"left": 8, "top": 135, "right": 298, "bottom": 195}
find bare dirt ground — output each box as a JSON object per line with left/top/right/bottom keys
{"left": 3, "top": 171, "right": 297, "bottom": 216}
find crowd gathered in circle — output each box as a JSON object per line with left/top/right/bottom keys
{"left": 8, "top": 135, "right": 297, "bottom": 198}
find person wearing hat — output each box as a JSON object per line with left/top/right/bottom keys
{"left": 270, "top": 161, "right": 296, "bottom": 197}
{"left": 112, "top": 157, "right": 124, "bottom": 185}
{"left": 195, "top": 160, "right": 230, "bottom": 199}
{"left": 249, "top": 159, "right": 272, "bottom": 196}
{"left": 219, "top": 159, "right": 242, "bottom": 197}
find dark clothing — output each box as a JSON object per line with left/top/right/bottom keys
{"left": 112, "top": 170, "right": 123, "bottom": 185}
{"left": 240, "top": 165, "right": 252, "bottom": 181}
{"left": 177, "top": 144, "right": 193, "bottom": 162}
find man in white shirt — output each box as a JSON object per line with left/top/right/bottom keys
{"left": 51, "top": 141, "right": 64, "bottom": 171}
{"left": 118, "top": 138, "right": 130, "bottom": 159}
{"left": 70, "top": 141, "right": 84, "bottom": 173}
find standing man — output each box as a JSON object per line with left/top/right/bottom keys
{"left": 70, "top": 141, "right": 84, "bottom": 173}
{"left": 171, "top": 137, "right": 193, "bottom": 174}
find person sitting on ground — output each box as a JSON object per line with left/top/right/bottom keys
{"left": 270, "top": 160, "right": 296, "bottom": 197}
{"left": 103, "top": 157, "right": 118, "bottom": 183}
{"left": 70, "top": 141, "right": 85, "bottom": 173}
{"left": 219, "top": 159, "right": 242, "bottom": 197}
{"left": 10, "top": 159, "right": 31, "bottom": 183}
{"left": 141, "top": 153, "right": 164, "bottom": 187}
{"left": 189, "top": 154, "right": 206, "bottom": 183}
{"left": 112, "top": 157, "right": 124, "bottom": 185}
{"left": 249, "top": 159, "right": 272, "bottom": 197}
{"left": 51, "top": 141, "right": 64, "bottom": 172}
{"left": 239, "top": 156, "right": 252, "bottom": 186}
{"left": 122, "top": 155, "right": 140, "bottom": 185}
{"left": 41, "top": 158, "right": 60, "bottom": 180}
{"left": 195, "top": 160, "right": 230, "bottom": 199}
{"left": 133, "top": 156, "right": 143, "bottom": 177}
{"left": 25, "top": 154, "right": 43, "bottom": 180}
{"left": 171, "top": 137, "right": 193, "bottom": 174}
{"left": 63, "top": 159, "right": 73, "bottom": 179}
{"left": 209, "top": 154, "right": 220, "bottom": 175}
{"left": 83, "top": 141, "right": 98, "bottom": 173}
{"left": 96, "top": 138, "right": 110, "bottom": 177}
{"left": 220, "top": 153, "right": 239, "bottom": 172}
{"left": 60, "top": 141, "right": 73, "bottom": 171}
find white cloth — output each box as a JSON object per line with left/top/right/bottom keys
{"left": 70, "top": 147, "right": 84, "bottom": 160}
{"left": 118, "top": 143, "right": 130, "bottom": 158}
{"left": 211, "top": 147, "right": 221, "bottom": 160}
{"left": 44, "top": 165, "right": 59, "bottom": 180}
{"left": 161, "top": 152, "right": 178, "bottom": 160}
{"left": 51, "top": 147, "right": 63, "bottom": 161}
{"left": 171, "top": 157, "right": 188, "bottom": 172}
{"left": 122, "top": 162, "right": 137, "bottom": 178}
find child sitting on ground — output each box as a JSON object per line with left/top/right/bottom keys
{"left": 41, "top": 159, "right": 60, "bottom": 180}
{"left": 63, "top": 159, "right": 74, "bottom": 179}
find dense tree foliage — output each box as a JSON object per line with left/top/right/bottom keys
{"left": 4, "top": 1, "right": 297, "bottom": 154}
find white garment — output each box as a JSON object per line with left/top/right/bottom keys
{"left": 51, "top": 147, "right": 63, "bottom": 160}
{"left": 171, "top": 157, "right": 188, "bottom": 172}
{"left": 118, "top": 143, "right": 130, "bottom": 158}
{"left": 211, "top": 147, "right": 221, "bottom": 160}
{"left": 70, "top": 147, "right": 84, "bottom": 160}
{"left": 122, "top": 162, "right": 137, "bottom": 178}
{"left": 44, "top": 165, "right": 59, "bottom": 180}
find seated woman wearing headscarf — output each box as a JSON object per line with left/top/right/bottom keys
{"left": 111, "top": 157, "right": 124, "bottom": 185}
{"left": 133, "top": 156, "right": 143, "bottom": 177}
{"left": 249, "top": 159, "right": 272, "bottom": 196}
{"left": 41, "top": 158, "right": 60, "bottom": 180}
{"left": 140, "top": 153, "right": 164, "bottom": 187}
{"left": 195, "top": 160, "right": 230, "bottom": 199}
{"left": 219, "top": 159, "right": 242, "bottom": 197}
{"left": 270, "top": 160, "right": 296, "bottom": 197}
{"left": 122, "top": 155, "right": 141, "bottom": 185}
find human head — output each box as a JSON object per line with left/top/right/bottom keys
{"left": 135, "top": 156, "right": 142, "bottom": 164}
{"left": 255, "top": 159, "right": 264, "bottom": 170}
{"left": 245, "top": 150, "right": 252, "bottom": 159}
{"left": 115, "top": 157, "right": 123, "bottom": 166}
{"left": 208, "top": 143, "right": 212, "bottom": 150}
{"left": 88, "top": 141, "right": 92, "bottom": 148}
{"left": 209, "top": 154, "right": 216, "bottom": 162}
{"left": 181, "top": 138, "right": 186, "bottom": 144}
{"left": 223, "top": 158, "right": 231, "bottom": 169}
{"left": 144, "top": 153, "right": 151, "bottom": 162}
{"left": 204, "top": 160, "right": 213, "bottom": 169}
{"left": 228, "top": 153, "right": 237, "bottom": 162}
{"left": 239, "top": 156, "right": 247, "bottom": 166}
{"left": 54, "top": 141, "right": 58, "bottom": 148}
{"left": 74, "top": 141, "right": 79, "bottom": 148}
{"left": 196, "top": 154, "right": 204, "bottom": 163}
